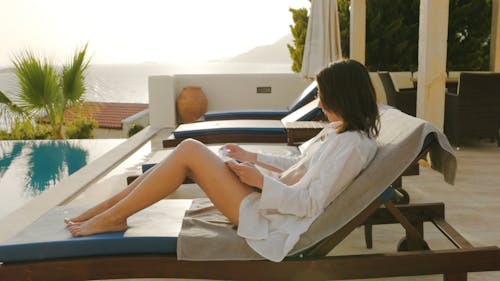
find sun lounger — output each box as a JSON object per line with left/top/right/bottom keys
{"left": 130, "top": 109, "right": 442, "bottom": 249}
{"left": 163, "top": 99, "right": 325, "bottom": 147}
{"left": 1, "top": 108, "right": 499, "bottom": 281}
{"left": 203, "top": 81, "right": 318, "bottom": 121}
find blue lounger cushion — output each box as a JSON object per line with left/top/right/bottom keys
{"left": 280, "top": 99, "right": 322, "bottom": 123}
{"left": 173, "top": 100, "right": 322, "bottom": 139}
{"left": 142, "top": 163, "right": 156, "bottom": 173}
{"left": 203, "top": 82, "right": 318, "bottom": 121}
{"left": 0, "top": 200, "right": 191, "bottom": 262}
{"left": 173, "top": 120, "right": 286, "bottom": 138}
{"left": 287, "top": 81, "right": 318, "bottom": 112}
{"left": 204, "top": 109, "right": 288, "bottom": 120}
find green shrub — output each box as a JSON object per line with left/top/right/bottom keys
{"left": 65, "top": 118, "right": 97, "bottom": 139}
{"left": 128, "top": 123, "right": 145, "bottom": 137}
{"left": 33, "top": 124, "right": 52, "bottom": 139}
{"left": 7, "top": 120, "right": 51, "bottom": 140}
{"left": 0, "top": 129, "right": 10, "bottom": 140}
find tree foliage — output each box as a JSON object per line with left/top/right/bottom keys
{"left": 337, "top": 0, "right": 351, "bottom": 59}
{"left": 291, "top": 0, "right": 492, "bottom": 71}
{"left": 287, "top": 7, "right": 309, "bottom": 73}
{"left": 447, "top": 0, "right": 492, "bottom": 70}
{"left": 364, "top": 0, "right": 420, "bottom": 71}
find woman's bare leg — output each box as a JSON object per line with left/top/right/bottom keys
{"left": 65, "top": 164, "right": 166, "bottom": 224}
{"left": 67, "top": 139, "right": 254, "bottom": 236}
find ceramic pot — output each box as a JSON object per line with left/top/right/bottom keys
{"left": 176, "top": 87, "right": 208, "bottom": 123}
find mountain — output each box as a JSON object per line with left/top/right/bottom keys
{"left": 225, "top": 34, "right": 293, "bottom": 63}
{"left": 0, "top": 67, "right": 14, "bottom": 74}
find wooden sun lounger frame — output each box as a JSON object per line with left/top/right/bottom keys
{"left": 1, "top": 190, "right": 499, "bottom": 281}
{"left": 163, "top": 132, "right": 288, "bottom": 148}
{"left": 162, "top": 120, "right": 327, "bottom": 148}
{"left": 2, "top": 136, "right": 498, "bottom": 280}
{"left": 149, "top": 124, "right": 422, "bottom": 250}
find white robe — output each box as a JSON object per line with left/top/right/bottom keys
{"left": 237, "top": 122, "right": 378, "bottom": 262}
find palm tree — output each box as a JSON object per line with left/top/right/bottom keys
{"left": 0, "top": 44, "right": 90, "bottom": 139}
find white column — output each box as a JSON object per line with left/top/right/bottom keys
{"left": 490, "top": 0, "right": 500, "bottom": 71}
{"left": 349, "top": 0, "right": 366, "bottom": 64}
{"left": 148, "top": 75, "right": 176, "bottom": 129}
{"left": 416, "top": 0, "right": 449, "bottom": 130}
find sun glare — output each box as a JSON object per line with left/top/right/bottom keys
{"left": 0, "top": 0, "right": 310, "bottom": 66}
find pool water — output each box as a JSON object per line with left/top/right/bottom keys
{"left": 0, "top": 139, "right": 124, "bottom": 220}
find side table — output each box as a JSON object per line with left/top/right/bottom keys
{"left": 284, "top": 121, "right": 327, "bottom": 145}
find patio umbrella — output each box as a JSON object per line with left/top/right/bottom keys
{"left": 301, "top": 0, "right": 342, "bottom": 79}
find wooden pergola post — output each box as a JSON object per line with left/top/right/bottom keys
{"left": 416, "top": 0, "right": 449, "bottom": 130}
{"left": 349, "top": 0, "right": 366, "bottom": 64}
{"left": 490, "top": 0, "right": 500, "bottom": 71}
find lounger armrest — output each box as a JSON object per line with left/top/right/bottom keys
{"left": 445, "top": 92, "right": 459, "bottom": 110}
{"left": 444, "top": 92, "right": 460, "bottom": 121}
{"left": 398, "top": 88, "right": 416, "bottom": 92}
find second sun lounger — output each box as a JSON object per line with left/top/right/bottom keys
{"left": 203, "top": 81, "right": 318, "bottom": 121}
{"left": 163, "top": 99, "right": 325, "bottom": 147}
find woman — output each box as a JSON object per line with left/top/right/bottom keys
{"left": 66, "top": 59, "right": 380, "bottom": 262}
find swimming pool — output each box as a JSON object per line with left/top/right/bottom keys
{"left": 0, "top": 139, "right": 125, "bottom": 220}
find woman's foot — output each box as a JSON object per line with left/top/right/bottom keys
{"left": 67, "top": 214, "right": 128, "bottom": 237}
{"left": 64, "top": 201, "right": 113, "bottom": 225}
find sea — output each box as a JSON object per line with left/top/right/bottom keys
{"left": 0, "top": 62, "right": 293, "bottom": 104}
{"left": 0, "top": 62, "right": 293, "bottom": 130}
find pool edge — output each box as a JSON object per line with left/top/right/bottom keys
{"left": 0, "top": 126, "right": 163, "bottom": 244}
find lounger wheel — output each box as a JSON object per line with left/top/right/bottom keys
{"left": 392, "top": 188, "right": 410, "bottom": 204}
{"left": 397, "top": 237, "right": 430, "bottom": 252}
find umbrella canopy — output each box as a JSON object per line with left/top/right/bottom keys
{"left": 301, "top": 0, "right": 342, "bottom": 79}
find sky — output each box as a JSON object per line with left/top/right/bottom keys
{"left": 0, "top": 0, "right": 311, "bottom": 67}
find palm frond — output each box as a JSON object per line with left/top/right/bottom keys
{"left": 62, "top": 43, "right": 90, "bottom": 104}
{"left": 0, "top": 90, "right": 12, "bottom": 104}
{"left": 0, "top": 90, "right": 24, "bottom": 115}
{"left": 12, "top": 50, "right": 60, "bottom": 112}
{"left": 0, "top": 90, "right": 25, "bottom": 131}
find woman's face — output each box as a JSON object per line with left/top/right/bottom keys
{"left": 318, "top": 98, "right": 342, "bottom": 122}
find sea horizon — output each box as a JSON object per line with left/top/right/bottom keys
{"left": 0, "top": 62, "right": 293, "bottom": 104}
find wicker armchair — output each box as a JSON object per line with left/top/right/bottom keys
{"left": 444, "top": 72, "right": 500, "bottom": 147}
{"left": 378, "top": 72, "right": 417, "bottom": 116}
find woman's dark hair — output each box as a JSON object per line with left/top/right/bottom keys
{"left": 316, "top": 59, "right": 380, "bottom": 137}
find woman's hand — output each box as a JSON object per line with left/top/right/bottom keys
{"left": 226, "top": 161, "right": 263, "bottom": 189}
{"left": 220, "top": 144, "right": 257, "bottom": 163}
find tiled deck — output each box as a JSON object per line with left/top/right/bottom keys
{"left": 330, "top": 140, "right": 500, "bottom": 281}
